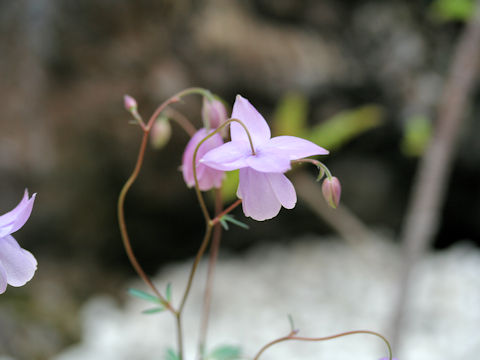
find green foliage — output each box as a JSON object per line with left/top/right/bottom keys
{"left": 220, "top": 169, "right": 239, "bottom": 204}
{"left": 206, "top": 345, "right": 242, "bottom": 360}
{"left": 166, "top": 283, "right": 172, "bottom": 302}
{"left": 219, "top": 214, "right": 249, "bottom": 231}
{"left": 273, "top": 92, "right": 308, "bottom": 136}
{"left": 401, "top": 114, "right": 432, "bottom": 157}
{"left": 430, "top": 0, "right": 474, "bottom": 22}
{"left": 165, "top": 348, "right": 180, "bottom": 360}
{"left": 305, "top": 105, "right": 384, "bottom": 151}
{"left": 128, "top": 288, "right": 163, "bottom": 304}
{"left": 142, "top": 307, "right": 165, "bottom": 314}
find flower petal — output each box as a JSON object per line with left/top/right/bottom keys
{"left": 0, "top": 191, "right": 36, "bottom": 238}
{"left": 182, "top": 129, "right": 225, "bottom": 190}
{"left": 201, "top": 141, "right": 251, "bottom": 171}
{"left": 267, "top": 173, "right": 297, "bottom": 209}
{"left": 0, "top": 235, "right": 37, "bottom": 287}
{"left": 231, "top": 95, "right": 271, "bottom": 148}
{"left": 0, "top": 263, "right": 7, "bottom": 294}
{"left": 237, "top": 168, "right": 281, "bottom": 221}
{"left": 245, "top": 151, "right": 291, "bottom": 173}
{"left": 263, "top": 136, "right": 328, "bottom": 160}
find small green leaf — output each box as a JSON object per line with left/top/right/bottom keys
{"left": 219, "top": 218, "right": 229, "bottom": 231}
{"left": 273, "top": 92, "right": 308, "bottom": 137}
{"left": 220, "top": 170, "right": 239, "bottom": 204}
{"left": 207, "top": 345, "right": 242, "bottom": 360}
{"left": 401, "top": 114, "right": 432, "bottom": 157}
{"left": 142, "top": 307, "right": 165, "bottom": 314}
{"left": 288, "top": 314, "right": 295, "bottom": 332}
{"left": 222, "top": 214, "right": 249, "bottom": 229}
{"left": 128, "top": 288, "right": 162, "bottom": 304}
{"left": 430, "top": 0, "right": 474, "bottom": 22}
{"left": 166, "top": 283, "right": 172, "bottom": 302}
{"left": 165, "top": 348, "right": 180, "bottom": 360}
{"left": 306, "top": 105, "right": 384, "bottom": 151}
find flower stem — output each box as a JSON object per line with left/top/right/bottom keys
{"left": 210, "top": 199, "right": 242, "bottom": 226}
{"left": 198, "top": 189, "right": 223, "bottom": 359}
{"left": 118, "top": 87, "right": 213, "bottom": 360}
{"left": 252, "top": 329, "right": 392, "bottom": 360}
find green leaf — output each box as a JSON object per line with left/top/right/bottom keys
{"left": 401, "top": 114, "right": 432, "bottom": 157}
{"left": 166, "top": 283, "right": 172, "bottom": 302}
{"left": 165, "top": 348, "right": 180, "bottom": 360}
{"left": 222, "top": 214, "right": 249, "bottom": 229}
{"left": 220, "top": 169, "right": 239, "bottom": 204}
{"left": 142, "top": 307, "right": 165, "bottom": 314}
{"left": 430, "top": 0, "right": 474, "bottom": 22}
{"left": 273, "top": 92, "right": 308, "bottom": 137}
{"left": 306, "top": 105, "right": 384, "bottom": 151}
{"left": 219, "top": 218, "right": 229, "bottom": 231}
{"left": 128, "top": 288, "right": 162, "bottom": 304}
{"left": 207, "top": 345, "right": 242, "bottom": 360}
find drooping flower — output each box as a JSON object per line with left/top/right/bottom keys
{"left": 0, "top": 190, "right": 37, "bottom": 294}
{"left": 201, "top": 95, "right": 328, "bottom": 221}
{"left": 182, "top": 128, "right": 225, "bottom": 191}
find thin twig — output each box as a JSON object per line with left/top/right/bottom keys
{"left": 391, "top": 0, "right": 480, "bottom": 349}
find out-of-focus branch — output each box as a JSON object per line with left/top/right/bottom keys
{"left": 391, "top": 0, "right": 480, "bottom": 349}
{"left": 293, "top": 171, "right": 378, "bottom": 247}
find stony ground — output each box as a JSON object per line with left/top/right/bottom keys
{"left": 51, "top": 235, "right": 480, "bottom": 360}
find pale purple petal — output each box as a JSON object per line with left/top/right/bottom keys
{"left": 263, "top": 136, "right": 329, "bottom": 160}
{"left": 230, "top": 95, "right": 271, "bottom": 147}
{"left": 0, "top": 264, "right": 7, "bottom": 294}
{"left": 182, "top": 128, "right": 225, "bottom": 191}
{"left": 0, "top": 235, "right": 37, "bottom": 287}
{"left": 245, "top": 151, "right": 291, "bottom": 173}
{"left": 237, "top": 168, "right": 281, "bottom": 221}
{"left": 267, "top": 173, "right": 297, "bottom": 209}
{"left": 201, "top": 141, "right": 251, "bottom": 171}
{"left": 0, "top": 191, "right": 36, "bottom": 238}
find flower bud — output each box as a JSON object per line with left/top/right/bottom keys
{"left": 123, "top": 94, "right": 137, "bottom": 112}
{"left": 202, "top": 97, "right": 228, "bottom": 129}
{"left": 150, "top": 117, "right": 171, "bottom": 149}
{"left": 322, "top": 176, "right": 341, "bottom": 209}
{"left": 182, "top": 128, "right": 225, "bottom": 191}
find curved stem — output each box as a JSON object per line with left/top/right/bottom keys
{"left": 253, "top": 330, "right": 392, "bottom": 360}
{"left": 117, "top": 129, "right": 175, "bottom": 312}
{"left": 164, "top": 107, "right": 197, "bottom": 137}
{"left": 293, "top": 158, "right": 332, "bottom": 179}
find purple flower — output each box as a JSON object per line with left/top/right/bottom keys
{"left": 182, "top": 128, "right": 225, "bottom": 191}
{"left": 0, "top": 190, "right": 37, "bottom": 294}
{"left": 201, "top": 95, "right": 328, "bottom": 221}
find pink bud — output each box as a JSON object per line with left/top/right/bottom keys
{"left": 123, "top": 94, "right": 137, "bottom": 112}
{"left": 202, "top": 97, "right": 228, "bottom": 129}
{"left": 150, "top": 117, "right": 171, "bottom": 149}
{"left": 182, "top": 128, "right": 225, "bottom": 191}
{"left": 322, "top": 176, "right": 341, "bottom": 209}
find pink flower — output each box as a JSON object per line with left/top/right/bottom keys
{"left": 182, "top": 128, "right": 225, "bottom": 191}
{"left": 0, "top": 190, "right": 37, "bottom": 294}
{"left": 201, "top": 95, "right": 328, "bottom": 221}
{"left": 202, "top": 97, "right": 228, "bottom": 129}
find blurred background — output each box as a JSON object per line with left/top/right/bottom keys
{"left": 1, "top": 0, "right": 479, "bottom": 359}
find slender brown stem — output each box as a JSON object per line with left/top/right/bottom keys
{"left": 253, "top": 330, "right": 392, "bottom": 360}
{"left": 117, "top": 129, "right": 173, "bottom": 311}
{"left": 198, "top": 189, "right": 223, "bottom": 359}
{"left": 179, "top": 225, "right": 213, "bottom": 313}
{"left": 210, "top": 199, "right": 242, "bottom": 226}
{"left": 118, "top": 87, "right": 213, "bottom": 360}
